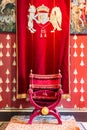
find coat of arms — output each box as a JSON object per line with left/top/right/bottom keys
{"left": 27, "top": 4, "right": 62, "bottom": 37}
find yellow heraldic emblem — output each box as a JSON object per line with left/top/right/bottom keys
{"left": 50, "top": 7, "right": 62, "bottom": 32}
{"left": 27, "top": 4, "right": 62, "bottom": 37}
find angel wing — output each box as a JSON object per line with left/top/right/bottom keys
{"left": 50, "top": 7, "right": 62, "bottom": 32}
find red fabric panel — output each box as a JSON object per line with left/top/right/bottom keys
{"left": 16, "top": 0, "right": 70, "bottom": 98}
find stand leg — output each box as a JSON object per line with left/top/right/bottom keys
{"left": 28, "top": 109, "right": 41, "bottom": 124}
{"left": 49, "top": 109, "right": 62, "bottom": 124}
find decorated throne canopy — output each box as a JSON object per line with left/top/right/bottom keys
{"left": 16, "top": 0, "right": 70, "bottom": 99}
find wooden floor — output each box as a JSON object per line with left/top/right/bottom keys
{"left": 0, "top": 111, "right": 87, "bottom": 130}
{"left": 0, "top": 111, "right": 87, "bottom": 122}
{"left": 0, "top": 122, "right": 8, "bottom": 130}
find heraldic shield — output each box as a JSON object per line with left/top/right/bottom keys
{"left": 27, "top": 4, "right": 62, "bottom": 36}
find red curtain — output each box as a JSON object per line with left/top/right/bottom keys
{"left": 16, "top": 0, "right": 70, "bottom": 98}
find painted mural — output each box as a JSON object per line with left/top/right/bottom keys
{"left": 0, "top": 0, "right": 16, "bottom": 32}
{"left": 71, "top": 0, "right": 87, "bottom": 34}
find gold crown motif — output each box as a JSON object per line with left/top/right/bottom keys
{"left": 37, "top": 4, "right": 49, "bottom": 12}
